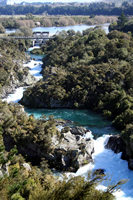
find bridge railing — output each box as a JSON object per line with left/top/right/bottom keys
{"left": 0, "top": 36, "right": 54, "bottom": 39}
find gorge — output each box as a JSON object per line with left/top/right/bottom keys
{"left": 2, "top": 24, "right": 133, "bottom": 199}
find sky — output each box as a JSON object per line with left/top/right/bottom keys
{"left": 6, "top": 0, "right": 102, "bottom": 5}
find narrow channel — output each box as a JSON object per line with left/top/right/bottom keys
{"left": 4, "top": 24, "right": 133, "bottom": 200}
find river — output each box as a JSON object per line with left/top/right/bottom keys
{"left": 6, "top": 23, "right": 110, "bottom": 35}
{"left": 3, "top": 25, "right": 133, "bottom": 200}
{"left": 32, "top": 23, "right": 110, "bottom": 35}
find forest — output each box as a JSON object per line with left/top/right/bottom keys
{"left": 0, "top": 11, "right": 132, "bottom": 200}
{"left": 109, "top": 13, "right": 133, "bottom": 33}
{"left": 0, "top": 15, "right": 117, "bottom": 32}
{"left": 0, "top": 2, "right": 132, "bottom": 15}
{"left": 0, "top": 100, "right": 117, "bottom": 199}
{"left": 0, "top": 38, "right": 118, "bottom": 199}
{"left": 21, "top": 27, "right": 133, "bottom": 163}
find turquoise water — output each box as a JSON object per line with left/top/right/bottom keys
{"left": 26, "top": 51, "right": 44, "bottom": 60}
{"left": 25, "top": 26, "right": 117, "bottom": 137}
{"left": 25, "top": 108, "right": 119, "bottom": 136}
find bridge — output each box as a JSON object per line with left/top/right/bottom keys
{"left": 0, "top": 31, "right": 54, "bottom": 46}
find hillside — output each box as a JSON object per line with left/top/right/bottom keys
{"left": 0, "top": 39, "right": 34, "bottom": 98}
{"left": 0, "top": 1, "right": 132, "bottom": 15}
{"left": 109, "top": 13, "right": 133, "bottom": 33}
{"left": 21, "top": 28, "right": 133, "bottom": 167}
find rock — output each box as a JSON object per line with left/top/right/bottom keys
{"left": 105, "top": 135, "right": 133, "bottom": 171}
{"left": 70, "top": 127, "right": 87, "bottom": 136}
{"left": 0, "top": 63, "right": 35, "bottom": 99}
{"left": 3, "top": 125, "right": 94, "bottom": 172}
{"left": 105, "top": 135, "right": 125, "bottom": 153}
{"left": 49, "top": 127, "right": 94, "bottom": 172}
{"left": 94, "top": 169, "right": 105, "bottom": 175}
{"left": 23, "top": 163, "right": 31, "bottom": 171}
{"left": 22, "top": 70, "right": 36, "bottom": 86}
{"left": 50, "top": 98, "right": 73, "bottom": 108}
{"left": 0, "top": 170, "right": 3, "bottom": 178}
{"left": 0, "top": 163, "right": 9, "bottom": 177}
{"left": 128, "top": 159, "right": 133, "bottom": 170}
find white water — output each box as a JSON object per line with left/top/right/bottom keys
{"left": 3, "top": 41, "right": 133, "bottom": 200}
{"left": 3, "top": 47, "right": 42, "bottom": 103}
{"left": 3, "top": 87, "right": 25, "bottom": 103}
{"left": 23, "top": 59, "right": 43, "bottom": 81}
{"left": 73, "top": 134, "right": 133, "bottom": 200}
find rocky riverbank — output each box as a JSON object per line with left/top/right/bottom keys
{"left": 1, "top": 64, "right": 35, "bottom": 99}
{"left": 2, "top": 40, "right": 133, "bottom": 199}
{"left": 3, "top": 114, "right": 94, "bottom": 172}
{"left": 106, "top": 135, "right": 133, "bottom": 170}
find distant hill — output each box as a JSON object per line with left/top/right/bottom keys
{"left": 5, "top": 0, "right": 101, "bottom": 6}
{"left": 2, "top": 0, "right": 133, "bottom": 6}
{"left": 0, "top": 0, "right": 7, "bottom": 6}
{"left": 0, "top": 0, "right": 133, "bottom": 15}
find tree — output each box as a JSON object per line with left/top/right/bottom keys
{"left": 18, "top": 27, "right": 32, "bottom": 36}
{"left": 0, "top": 23, "right": 5, "bottom": 34}
{"left": 117, "top": 12, "right": 128, "bottom": 28}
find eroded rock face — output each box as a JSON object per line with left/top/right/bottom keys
{"left": 3, "top": 126, "right": 94, "bottom": 172}
{"left": 20, "top": 96, "right": 74, "bottom": 108}
{"left": 105, "top": 135, "right": 125, "bottom": 154}
{"left": 48, "top": 128, "right": 94, "bottom": 172}
{"left": 0, "top": 163, "right": 9, "bottom": 178}
{"left": 23, "top": 163, "right": 31, "bottom": 172}
{"left": 128, "top": 159, "right": 133, "bottom": 170}
{"left": 105, "top": 135, "right": 133, "bottom": 170}
{"left": 70, "top": 127, "right": 88, "bottom": 136}
{"left": 1, "top": 65, "right": 35, "bottom": 99}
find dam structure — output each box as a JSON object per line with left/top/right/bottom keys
{"left": 0, "top": 31, "right": 53, "bottom": 46}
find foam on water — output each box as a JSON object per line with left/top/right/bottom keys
{"left": 3, "top": 49, "right": 43, "bottom": 103}
{"left": 28, "top": 46, "right": 40, "bottom": 52}
{"left": 3, "top": 87, "right": 24, "bottom": 103}
{"left": 3, "top": 42, "right": 133, "bottom": 200}
{"left": 74, "top": 135, "right": 133, "bottom": 200}
{"left": 24, "top": 59, "right": 43, "bottom": 81}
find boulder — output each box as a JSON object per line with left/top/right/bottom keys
{"left": 128, "top": 159, "right": 133, "bottom": 170}
{"left": 1, "top": 64, "right": 35, "bottom": 99}
{"left": 0, "top": 163, "right": 9, "bottom": 177}
{"left": 3, "top": 124, "right": 94, "bottom": 172}
{"left": 105, "top": 135, "right": 125, "bottom": 153}
{"left": 105, "top": 135, "right": 133, "bottom": 171}
{"left": 49, "top": 128, "right": 94, "bottom": 172}
{"left": 70, "top": 127, "right": 87, "bottom": 136}
{"left": 23, "top": 163, "right": 31, "bottom": 171}
{"left": 94, "top": 169, "right": 105, "bottom": 175}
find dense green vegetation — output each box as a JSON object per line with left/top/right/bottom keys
{"left": 0, "top": 15, "right": 131, "bottom": 199}
{"left": 0, "top": 101, "right": 58, "bottom": 163}
{"left": 0, "top": 23, "right": 5, "bottom": 33}
{"left": 2, "top": 18, "right": 20, "bottom": 29}
{"left": 0, "top": 2, "right": 132, "bottom": 16}
{"left": 23, "top": 29, "right": 133, "bottom": 128}
{"left": 109, "top": 13, "right": 133, "bottom": 34}
{"left": 0, "top": 38, "right": 117, "bottom": 198}
{"left": 0, "top": 39, "right": 31, "bottom": 97}
{"left": 37, "top": 15, "right": 115, "bottom": 28}
{"left": 0, "top": 101, "right": 117, "bottom": 200}
{"left": 22, "top": 28, "right": 133, "bottom": 152}
{"left": 0, "top": 15, "right": 116, "bottom": 30}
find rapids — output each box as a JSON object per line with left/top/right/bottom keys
{"left": 3, "top": 47, "right": 133, "bottom": 200}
